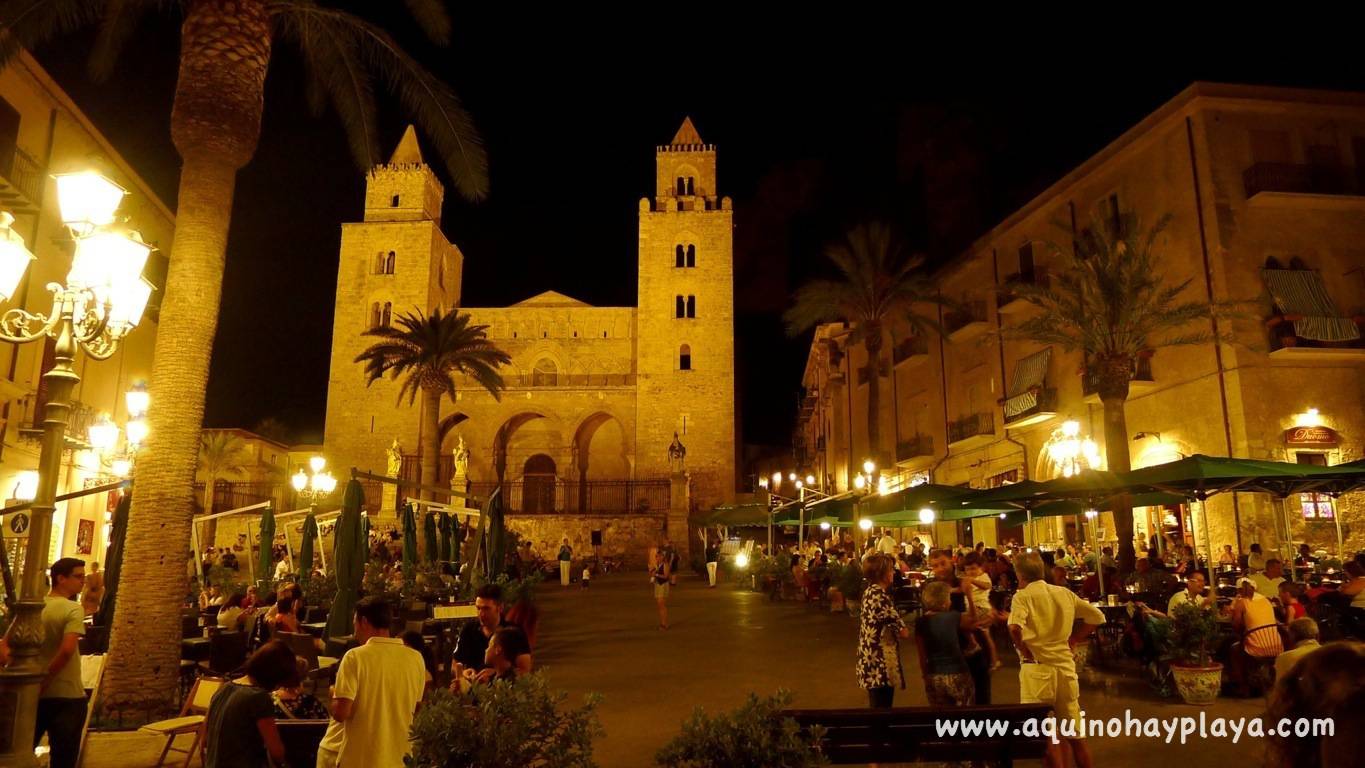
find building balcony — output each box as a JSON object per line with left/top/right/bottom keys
{"left": 997, "top": 270, "right": 1050, "bottom": 314}
{"left": 892, "top": 335, "right": 929, "bottom": 367}
{"left": 948, "top": 412, "right": 995, "bottom": 450}
{"left": 1243, "top": 162, "right": 1365, "bottom": 210}
{"left": 1266, "top": 316, "right": 1365, "bottom": 363}
{"left": 1002, "top": 386, "right": 1058, "bottom": 429}
{"left": 0, "top": 147, "right": 44, "bottom": 216}
{"left": 14, "top": 392, "right": 97, "bottom": 451}
{"left": 946, "top": 301, "right": 990, "bottom": 341}
{"left": 894, "top": 434, "right": 934, "bottom": 468}
{"left": 1082, "top": 357, "right": 1156, "bottom": 404}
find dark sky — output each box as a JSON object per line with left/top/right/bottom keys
{"left": 27, "top": 13, "right": 1365, "bottom": 449}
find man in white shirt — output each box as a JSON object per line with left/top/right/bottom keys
{"left": 317, "top": 597, "right": 426, "bottom": 768}
{"left": 1249, "top": 559, "right": 1285, "bottom": 600}
{"left": 876, "top": 530, "right": 899, "bottom": 557}
{"left": 1165, "top": 573, "right": 1213, "bottom": 616}
{"left": 1008, "top": 552, "right": 1105, "bottom": 768}
{"left": 1274, "top": 617, "right": 1321, "bottom": 681}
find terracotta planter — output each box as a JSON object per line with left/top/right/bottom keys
{"left": 1171, "top": 662, "right": 1223, "bottom": 705}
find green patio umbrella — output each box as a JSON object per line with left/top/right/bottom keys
{"left": 485, "top": 488, "right": 506, "bottom": 578}
{"left": 707, "top": 503, "right": 771, "bottom": 527}
{"left": 324, "top": 479, "right": 365, "bottom": 639}
{"left": 360, "top": 512, "right": 371, "bottom": 551}
{"left": 92, "top": 492, "right": 131, "bottom": 646}
{"left": 256, "top": 505, "right": 276, "bottom": 586}
{"left": 423, "top": 508, "right": 438, "bottom": 563}
{"left": 437, "top": 511, "right": 451, "bottom": 564}
{"left": 298, "top": 512, "right": 318, "bottom": 581}
{"left": 402, "top": 502, "right": 418, "bottom": 580}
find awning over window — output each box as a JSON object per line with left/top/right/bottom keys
{"left": 1262, "top": 269, "right": 1360, "bottom": 342}
{"left": 1003, "top": 347, "right": 1052, "bottom": 418}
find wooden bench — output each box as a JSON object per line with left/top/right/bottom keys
{"left": 782, "top": 703, "right": 1052, "bottom": 765}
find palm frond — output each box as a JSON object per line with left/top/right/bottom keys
{"left": 0, "top": 0, "right": 108, "bottom": 67}
{"left": 88, "top": 0, "right": 170, "bottom": 81}
{"left": 402, "top": 0, "right": 449, "bottom": 45}
{"left": 354, "top": 306, "right": 509, "bottom": 408}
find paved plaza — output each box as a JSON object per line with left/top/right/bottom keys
{"left": 84, "top": 570, "right": 1272, "bottom": 767}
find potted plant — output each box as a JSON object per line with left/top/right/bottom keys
{"left": 406, "top": 674, "right": 600, "bottom": 768}
{"left": 655, "top": 690, "right": 828, "bottom": 768}
{"left": 1167, "top": 602, "right": 1223, "bottom": 705}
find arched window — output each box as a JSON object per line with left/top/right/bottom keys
{"left": 686, "top": 177, "right": 695, "bottom": 196}
{"left": 532, "top": 358, "right": 558, "bottom": 387}
{"left": 675, "top": 244, "right": 685, "bottom": 268}
{"left": 370, "top": 302, "right": 382, "bottom": 328}
{"left": 676, "top": 177, "right": 686, "bottom": 196}
{"left": 686, "top": 295, "right": 696, "bottom": 318}
{"left": 686, "top": 244, "right": 696, "bottom": 267}
{"left": 381, "top": 302, "right": 392, "bottom": 327}
{"left": 679, "top": 344, "right": 692, "bottom": 371}
{"left": 391, "top": 194, "right": 400, "bottom": 207}
{"left": 384, "top": 251, "right": 396, "bottom": 274}
{"left": 675, "top": 296, "right": 685, "bottom": 318}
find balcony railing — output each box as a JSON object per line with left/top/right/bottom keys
{"left": 15, "top": 393, "right": 96, "bottom": 450}
{"left": 466, "top": 479, "right": 670, "bottom": 515}
{"left": 948, "top": 412, "right": 995, "bottom": 445}
{"left": 892, "top": 335, "right": 929, "bottom": 364}
{"left": 480, "top": 373, "right": 637, "bottom": 389}
{"left": 895, "top": 434, "right": 933, "bottom": 463}
{"left": 0, "top": 146, "right": 44, "bottom": 214}
{"left": 1243, "top": 162, "right": 1357, "bottom": 198}
{"left": 1002, "top": 386, "right": 1057, "bottom": 426}
{"left": 1082, "top": 357, "right": 1154, "bottom": 397}
{"left": 998, "top": 269, "right": 1050, "bottom": 311}
{"left": 945, "top": 301, "right": 988, "bottom": 336}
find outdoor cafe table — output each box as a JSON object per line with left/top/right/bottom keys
{"left": 180, "top": 636, "right": 210, "bottom": 662}
{"left": 301, "top": 621, "right": 328, "bottom": 638}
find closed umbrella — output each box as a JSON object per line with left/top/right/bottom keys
{"left": 437, "top": 512, "right": 452, "bottom": 565}
{"left": 423, "top": 509, "right": 438, "bottom": 563}
{"left": 360, "top": 512, "right": 371, "bottom": 555}
{"left": 402, "top": 502, "right": 418, "bottom": 582}
{"left": 324, "top": 479, "right": 365, "bottom": 639}
{"left": 92, "top": 492, "right": 131, "bottom": 645}
{"left": 256, "top": 505, "right": 276, "bottom": 587}
{"left": 485, "top": 488, "right": 505, "bottom": 578}
{"left": 299, "top": 512, "right": 318, "bottom": 581}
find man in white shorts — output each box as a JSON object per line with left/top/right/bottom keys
{"left": 1008, "top": 552, "right": 1105, "bottom": 768}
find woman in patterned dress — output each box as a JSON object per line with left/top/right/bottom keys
{"left": 856, "top": 553, "right": 910, "bottom": 708}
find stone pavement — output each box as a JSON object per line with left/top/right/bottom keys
{"left": 82, "top": 570, "right": 1273, "bottom": 767}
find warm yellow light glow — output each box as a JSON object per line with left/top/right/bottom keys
{"left": 854, "top": 475, "right": 866, "bottom": 490}
{"left": 862, "top": 459, "right": 876, "bottom": 475}
{"left": 0, "top": 212, "right": 34, "bottom": 302}
{"left": 292, "top": 469, "right": 308, "bottom": 493}
{"left": 1084, "top": 509, "right": 1099, "bottom": 519}
{"left": 794, "top": 479, "right": 804, "bottom": 490}
{"left": 918, "top": 507, "right": 936, "bottom": 525}
{"left": 820, "top": 521, "right": 831, "bottom": 530}
{"left": 771, "top": 471, "right": 782, "bottom": 487}
{"left": 106, "top": 276, "right": 154, "bottom": 331}
{"left": 758, "top": 477, "right": 769, "bottom": 489}
{"left": 1295, "top": 407, "right": 1323, "bottom": 428}
{"left": 53, "top": 172, "right": 126, "bottom": 235}
{"left": 315, "top": 472, "right": 337, "bottom": 495}
{"left": 998, "top": 513, "right": 1007, "bottom": 519}
{"left": 87, "top": 415, "right": 119, "bottom": 453}
{"left": 877, "top": 476, "right": 890, "bottom": 496}
{"left": 125, "top": 386, "right": 149, "bottom": 418}
{"left": 805, "top": 474, "right": 815, "bottom": 486}
{"left": 309, "top": 456, "right": 326, "bottom": 474}
{"left": 788, "top": 472, "right": 797, "bottom": 482}
{"left": 125, "top": 417, "right": 148, "bottom": 448}
{"left": 1061, "top": 419, "right": 1081, "bottom": 438}
{"left": 110, "top": 458, "right": 132, "bottom": 478}
{"left": 14, "top": 470, "right": 38, "bottom": 501}
{"left": 858, "top": 518, "right": 873, "bottom": 531}
{"left": 734, "top": 552, "right": 749, "bottom": 568}
{"left": 67, "top": 228, "right": 150, "bottom": 293}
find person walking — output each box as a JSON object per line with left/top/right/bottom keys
{"left": 856, "top": 554, "right": 909, "bottom": 708}
{"left": 28, "top": 558, "right": 88, "bottom": 768}
{"left": 652, "top": 547, "right": 672, "bottom": 630}
{"left": 557, "top": 537, "right": 573, "bottom": 587}
{"left": 705, "top": 539, "right": 720, "bottom": 588}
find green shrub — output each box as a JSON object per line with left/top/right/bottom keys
{"left": 1168, "top": 602, "right": 1220, "bottom": 667}
{"left": 405, "top": 674, "right": 601, "bottom": 768}
{"left": 654, "top": 690, "right": 828, "bottom": 768}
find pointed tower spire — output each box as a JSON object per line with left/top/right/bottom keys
{"left": 670, "top": 117, "right": 703, "bottom": 147}
{"left": 388, "top": 125, "right": 424, "bottom": 165}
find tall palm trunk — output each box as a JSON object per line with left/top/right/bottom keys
{"left": 202, "top": 472, "right": 215, "bottom": 549}
{"left": 1095, "top": 355, "right": 1135, "bottom": 576}
{"left": 864, "top": 324, "right": 883, "bottom": 464}
{"left": 101, "top": 0, "right": 271, "bottom": 718}
{"left": 418, "top": 387, "right": 441, "bottom": 552}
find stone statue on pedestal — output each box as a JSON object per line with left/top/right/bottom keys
{"left": 381, "top": 439, "right": 402, "bottom": 517}
{"left": 667, "top": 432, "right": 686, "bottom": 474}
{"left": 454, "top": 435, "right": 470, "bottom": 479}
{"left": 386, "top": 439, "right": 403, "bottom": 477}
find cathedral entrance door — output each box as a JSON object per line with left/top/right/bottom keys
{"left": 523, "top": 454, "right": 557, "bottom": 513}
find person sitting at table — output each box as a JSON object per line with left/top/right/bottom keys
{"left": 1125, "top": 557, "right": 1167, "bottom": 594}
{"left": 1050, "top": 565, "right": 1070, "bottom": 587}
{"left": 217, "top": 592, "right": 248, "bottom": 631}
{"left": 476, "top": 627, "right": 531, "bottom": 686}
{"left": 199, "top": 584, "right": 223, "bottom": 611}
{"left": 1139, "top": 573, "right": 1211, "bottom": 620}
{"left": 1250, "top": 559, "right": 1286, "bottom": 600}
{"left": 1229, "top": 577, "right": 1283, "bottom": 697}
{"left": 272, "top": 657, "right": 329, "bottom": 720}
{"left": 1266, "top": 640, "right": 1365, "bottom": 768}
{"left": 1080, "top": 567, "right": 1121, "bottom": 601}
{"left": 1340, "top": 561, "right": 1365, "bottom": 610}
{"left": 271, "top": 596, "right": 301, "bottom": 635}
{"left": 1218, "top": 544, "right": 1236, "bottom": 568}
{"left": 1295, "top": 544, "right": 1318, "bottom": 569}
{"left": 1058, "top": 545, "right": 1078, "bottom": 570}
{"left": 1279, "top": 582, "right": 1307, "bottom": 621}
{"left": 1247, "top": 543, "right": 1266, "bottom": 573}
{"left": 1173, "top": 545, "right": 1198, "bottom": 577}
{"left": 1273, "top": 617, "right": 1322, "bottom": 682}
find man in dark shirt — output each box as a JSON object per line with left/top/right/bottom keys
{"left": 452, "top": 584, "right": 506, "bottom": 673}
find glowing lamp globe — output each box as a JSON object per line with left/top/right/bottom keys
{"left": 125, "top": 386, "right": 150, "bottom": 418}
{"left": 110, "top": 458, "right": 132, "bottom": 478}
{"left": 14, "top": 470, "right": 38, "bottom": 501}
{"left": 918, "top": 507, "right": 936, "bottom": 525}
{"left": 854, "top": 475, "right": 866, "bottom": 490}
{"left": 734, "top": 553, "right": 749, "bottom": 568}
{"left": 858, "top": 518, "right": 873, "bottom": 531}
{"left": 292, "top": 469, "right": 309, "bottom": 493}
{"left": 87, "top": 415, "right": 119, "bottom": 453}
{"left": 67, "top": 228, "right": 150, "bottom": 294}
{"left": 125, "top": 417, "right": 149, "bottom": 448}
{"left": 53, "top": 171, "right": 126, "bottom": 235}
{"left": 309, "top": 456, "right": 327, "bottom": 474}
{"left": 107, "top": 276, "right": 155, "bottom": 331}
{"left": 771, "top": 471, "right": 782, "bottom": 487}
{"left": 820, "top": 521, "right": 831, "bottom": 531}
{"left": 315, "top": 472, "right": 337, "bottom": 495}
{"left": 805, "top": 474, "right": 816, "bottom": 486}
{"left": 862, "top": 459, "right": 876, "bottom": 475}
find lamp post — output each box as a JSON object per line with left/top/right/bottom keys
{"left": 0, "top": 172, "right": 154, "bottom": 768}
{"left": 292, "top": 456, "right": 337, "bottom": 507}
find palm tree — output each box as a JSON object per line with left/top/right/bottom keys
{"left": 2, "top": 0, "right": 487, "bottom": 717}
{"left": 355, "top": 308, "right": 509, "bottom": 508}
{"left": 197, "top": 430, "right": 247, "bottom": 550}
{"left": 1003, "top": 210, "right": 1229, "bottom": 574}
{"left": 784, "top": 221, "right": 945, "bottom": 470}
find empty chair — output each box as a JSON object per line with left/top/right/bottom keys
{"left": 203, "top": 631, "right": 246, "bottom": 677}
{"left": 182, "top": 615, "right": 201, "bottom": 640}
{"left": 138, "top": 675, "right": 224, "bottom": 767}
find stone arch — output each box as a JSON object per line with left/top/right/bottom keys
{"left": 492, "top": 411, "right": 559, "bottom": 484}
{"left": 570, "top": 410, "right": 633, "bottom": 512}
{"left": 531, "top": 357, "right": 558, "bottom": 387}
{"left": 522, "top": 454, "right": 557, "bottom": 513}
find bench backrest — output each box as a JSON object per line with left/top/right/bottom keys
{"left": 781, "top": 703, "right": 1052, "bottom": 765}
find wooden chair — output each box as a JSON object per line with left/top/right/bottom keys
{"left": 138, "top": 675, "right": 224, "bottom": 767}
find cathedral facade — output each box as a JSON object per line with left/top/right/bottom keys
{"left": 322, "top": 119, "right": 737, "bottom": 518}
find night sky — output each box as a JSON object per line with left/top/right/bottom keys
{"left": 26, "top": 14, "right": 1365, "bottom": 451}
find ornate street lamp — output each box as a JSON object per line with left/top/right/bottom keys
{"left": 1045, "top": 420, "right": 1101, "bottom": 478}
{"left": 0, "top": 171, "right": 154, "bottom": 764}
{"left": 292, "top": 456, "right": 337, "bottom": 506}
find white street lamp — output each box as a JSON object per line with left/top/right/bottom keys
{"left": 87, "top": 415, "right": 119, "bottom": 454}
{"left": 52, "top": 171, "right": 126, "bottom": 236}
{"left": 294, "top": 457, "right": 336, "bottom": 505}
{"left": 918, "top": 507, "right": 936, "bottom": 525}
{"left": 858, "top": 518, "right": 873, "bottom": 531}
